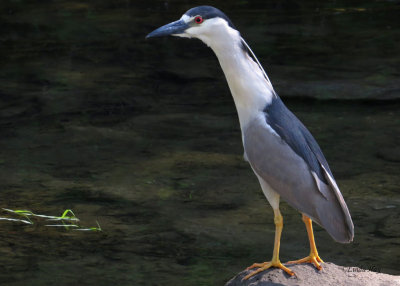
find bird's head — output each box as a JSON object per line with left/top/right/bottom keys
{"left": 146, "top": 6, "right": 238, "bottom": 49}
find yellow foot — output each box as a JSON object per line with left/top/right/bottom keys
{"left": 286, "top": 254, "right": 324, "bottom": 270}
{"left": 243, "top": 260, "right": 295, "bottom": 280}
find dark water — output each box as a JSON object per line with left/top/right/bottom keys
{"left": 0, "top": 0, "right": 399, "bottom": 285}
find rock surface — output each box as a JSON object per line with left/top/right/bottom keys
{"left": 225, "top": 262, "right": 400, "bottom": 286}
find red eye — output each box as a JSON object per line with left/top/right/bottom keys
{"left": 194, "top": 16, "right": 203, "bottom": 24}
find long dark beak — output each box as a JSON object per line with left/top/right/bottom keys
{"left": 146, "top": 19, "right": 189, "bottom": 39}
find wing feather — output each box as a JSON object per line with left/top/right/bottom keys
{"left": 244, "top": 99, "right": 354, "bottom": 242}
{"left": 264, "top": 96, "right": 333, "bottom": 184}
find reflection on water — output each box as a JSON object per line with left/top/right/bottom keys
{"left": 0, "top": 0, "right": 399, "bottom": 285}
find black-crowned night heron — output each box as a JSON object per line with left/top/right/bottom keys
{"left": 146, "top": 6, "right": 354, "bottom": 279}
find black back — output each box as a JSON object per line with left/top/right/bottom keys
{"left": 185, "top": 6, "right": 236, "bottom": 29}
{"left": 264, "top": 96, "right": 333, "bottom": 184}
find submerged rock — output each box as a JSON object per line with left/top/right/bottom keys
{"left": 225, "top": 262, "right": 400, "bottom": 286}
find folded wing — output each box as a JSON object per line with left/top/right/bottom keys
{"left": 243, "top": 96, "right": 354, "bottom": 243}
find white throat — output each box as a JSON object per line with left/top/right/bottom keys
{"left": 188, "top": 18, "right": 275, "bottom": 129}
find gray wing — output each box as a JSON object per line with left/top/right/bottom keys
{"left": 264, "top": 95, "right": 332, "bottom": 184}
{"left": 243, "top": 112, "right": 354, "bottom": 243}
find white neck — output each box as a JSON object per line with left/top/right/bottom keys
{"left": 195, "top": 20, "right": 275, "bottom": 129}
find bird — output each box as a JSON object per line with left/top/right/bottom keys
{"left": 146, "top": 6, "right": 354, "bottom": 279}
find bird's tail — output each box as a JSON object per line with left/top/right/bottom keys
{"left": 313, "top": 165, "right": 354, "bottom": 243}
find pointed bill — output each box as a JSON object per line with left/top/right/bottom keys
{"left": 146, "top": 19, "right": 189, "bottom": 38}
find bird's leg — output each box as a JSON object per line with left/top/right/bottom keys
{"left": 243, "top": 209, "right": 294, "bottom": 280}
{"left": 286, "top": 214, "right": 324, "bottom": 270}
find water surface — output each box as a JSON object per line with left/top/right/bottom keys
{"left": 0, "top": 0, "right": 399, "bottom": 285}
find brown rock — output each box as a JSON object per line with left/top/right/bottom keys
{"left": 225, "top": 262, "right": 400, "bottom": 286}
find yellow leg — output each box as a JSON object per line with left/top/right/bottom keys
{"left": 243, "top": 209, "right": 294, "bottom": 280}
{"left": 286, "top": 214, "right": 324, "bottom": 270}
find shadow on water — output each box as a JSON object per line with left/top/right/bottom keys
{"left": 0, "top": 0, "right": 399, "bottom": 285}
